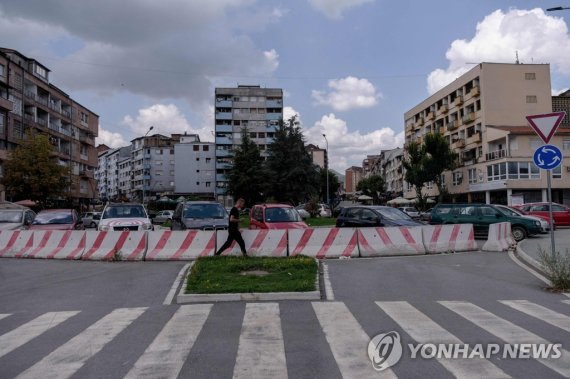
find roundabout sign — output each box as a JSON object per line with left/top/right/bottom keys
{"left": 533, "top": 144, "right": 562, "bottom": 170}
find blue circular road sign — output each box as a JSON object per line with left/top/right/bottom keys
{"left": 533, "top": 144, "right": 563, "bottom": 170}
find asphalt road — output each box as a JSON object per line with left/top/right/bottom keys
{"left": 0, "top": 252, "right": 568, "bottom": 378}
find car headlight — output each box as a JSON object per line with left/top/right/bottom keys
{"left": 534, "top": 221, "right": 541, "bottom": 226}
{"left": 143, "top": 223, "right": 153, "bottom": 230}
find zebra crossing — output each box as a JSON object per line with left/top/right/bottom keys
{"left": 0, "top": 299, "right": 568, "bottom": 378}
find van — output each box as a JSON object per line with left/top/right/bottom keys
{"left": 430, "top": 203, "right": 542, "bottom": 242}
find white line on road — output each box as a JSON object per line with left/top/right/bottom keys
{"left": 563, "top": 300, "right": 570, "bottom": 305}
{"left": 163, "top": 263, "right": 192, "bottom": 305}
{"left": 16, "top": 307, "right": 147, "bottom": 379}
{"left": 312, "top": 301, "right": 396, "bottom": 378}
{"left": 508, "top": 250, "right": 550, "bottom": 285}
{"left": 0, "top": 311, "right": 80, "bottom": 359}
{"left": 500, "top": 300, "right": 570, "bottom": 332}
{"left": 125, "top": 304, "right": 212, "bottom": 378}
{"left": 440, "top": 301, "right": 570, "bottom": 377}
{"left": 233, "top": 303, "right": 287, "bottom": 379}
{"left": 0, "top": 314, "right": 11, "bottom": 321}
{"left": 322, "top": 263, "right": 334, "bottom": 301}
{"left": 377, "top": 301, "right": 509, "bottom": 378}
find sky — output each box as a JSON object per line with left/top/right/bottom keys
{"left": 1, "top": 0, "right": 569, "bottom": 173}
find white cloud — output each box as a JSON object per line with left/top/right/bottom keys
{"left": 283, "top": 106, "right": 301, "bottom": 124}
{"left": 308, "top": 0, "right": 375, "bottom": 19}
{"left": 312, "top": 76, "right": 380, "bottom": 111}
{"left": 553, "top": 87, "right": 569, "bottom": 95}
{"left": 96, "top": 128, "right": 128, "bottom": 148}
{"left": 304, "top": 113, "right": 404, "bottom": 172}
{"left": 264, "top": 49, "right": 280, "bottom": 71}
{"left": 428, "top": 8, "right": 570, "bottom": 94}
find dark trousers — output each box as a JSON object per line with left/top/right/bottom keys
{"left": 216, "top": 229, "right": 247, "bottom": 256}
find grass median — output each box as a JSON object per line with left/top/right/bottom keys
{"left": 186, "top": 256, "right": 318, "bottom": 294}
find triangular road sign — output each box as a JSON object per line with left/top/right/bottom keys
{"left": 526, "top": 111, "right": 566, "bottom": 144}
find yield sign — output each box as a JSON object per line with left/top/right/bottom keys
{"left": 526, "top": 111, "right": 566, "bottom": 144}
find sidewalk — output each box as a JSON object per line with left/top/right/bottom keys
{"left": 518, "top": 227, "right": 570, "bottom": 264}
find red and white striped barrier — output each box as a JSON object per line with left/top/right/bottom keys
{"left": 0, "top": 231, "right": 34, "bottom": 258}
{"left": 358, "top": 226, "right": 425, "bottom": 257}
{"left": 82, "top": 231, "right": 147, "bottom": 261}
{"left": 15, "top": 231, "right": 86, "bottom": 259}
{"left": 288, "top": 228, "right": 359, "bottom": 259}
{"left": 482, "top": 222, "right": 516, "bottom": 252}
{"left": 145, "top": 230, "right": 216, "bottom": 260}
{"left": 216, "top": 229, "right": 288, "bottom": 257}
{"left": 422, "top": 224, "right": 477, "bottom": 253}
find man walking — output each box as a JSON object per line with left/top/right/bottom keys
{"left": 215, "top": 198, "right": 247, "bottom": 256}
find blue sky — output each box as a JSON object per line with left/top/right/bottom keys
{"left": 1, "top": 0, "right": 569, "bottom": 172}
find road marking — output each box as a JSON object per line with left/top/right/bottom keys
{"left": 233, "top": 303, "right": 287, "bottom": 379}
{"left": 0, "top": 314, "right": 11, "bottom": 321}
{"left": 312, "top": 301, "right": 396, "bottom": 378}
{"left": 16, "top": 307, "right": 146, "bottom": 379}
{"left": 163, "top": 263, "right": 192, "bottom": 305}
{"left": 322, "top": 263, "right": 334, "bottom": 300}
{"left": 377, "top": 301, "right": 509, "bottom": 378}
{"left": 0, "top": 311, "right": 80, "bottom": 359}
{"left": 125, "top": 304, "right": 211, "bottom": 378}
{"left": 508, "top": 250, "right": 550, "bottom": 285}
{"left": 440, "top": 301, "right": 570, "bottom": 377}
{"left": 500, "top": 300, "right": 570, "bottom": 332}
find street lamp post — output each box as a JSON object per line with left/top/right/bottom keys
{"left": 142, "top": 126, "right": 154, "bottom": 206}
{"left": 322, "top": 134, "right": 329, "bottom": 206}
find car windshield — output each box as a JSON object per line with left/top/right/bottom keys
{"left": 265, "top": 207, "right": 301, "bottom": 222}
{"left": 184, "top": 204, "right": 228, "bottom": 219}
{"left": 377, "top": 207, "right": 412, "bottom": 221}
{"left": 497, "top": 206, "right": 521, "bottom": 217}
{"left": 32, "top": 211, "right": 73, "bottom": 225}
{"left": 0, "top": 211, "right": 23, "bottom": 223}
{"left": 103, "top": 205, "right": 146, "bottom": 219}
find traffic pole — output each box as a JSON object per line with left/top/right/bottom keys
{"left": 547, "top": 170, "right": 556, "bottom": 258}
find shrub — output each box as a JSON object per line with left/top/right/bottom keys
{"left": 538, "top": 247, "right": 570, "bottom": 291}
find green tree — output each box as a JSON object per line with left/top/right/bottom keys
{"left": 1, "top": 132, "right": 70, "bottom": 208}
{"left": 226, "top": 128, "right": 267, "bottom": 206}
{"left": 265, "top": 116, "right": 320, "bottom": 204}
{"left": 356, "top": 174, "right": 385, "bottom": 204}
{"left": 402, "top": 141, "right": 431, "bottom": 210}
{"left": 319, "top": 167, "right": 340, "bottom": 204}
{"left": 423, "top": 133, "right": 459, "bottom": 203}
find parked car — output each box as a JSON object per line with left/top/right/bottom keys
{"left": 335, "top": 206, "right": 423, "bottom": 228}
{"left": 398, "top": 207, "right": 421, "bottom": 219}
{"left": 419, "top": 208, "right": 433, "bottom": 222}
{"left": 98, "top": 203, "right": 153, "bottom": 231}
{"left": 430, "top": 203, "right": 542, "bottom": 241}
{"left": 0, "top": 208, "right": 36, "bottom": 230}
{"left": 81, "top": 211, "right": 101, "bottom": 228}
{"left": 493, "top": 204, "right": 550, "bottom": 233}
{"left": 250, "top": 204, "right": 308, "bottom": 229}
{"left": 294, "top": 205, "right": 310, "bottom": 219}
{"left": 516, "top": 202, "right": 570, "bottom": 227}
{"left": 153, "top": 210, "right": 174, "bottom": 225}
{"left": 171, "top": 201, "right": 229, "bottom": 231}
{"left": 30, "top": 209, "right": 83, "bottom": 230}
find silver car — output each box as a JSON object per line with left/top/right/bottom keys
{"left": 153, "top": 210, "right": 174, "bottom": 225}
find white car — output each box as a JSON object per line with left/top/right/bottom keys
{"left": 294, "top": 205, "right": 310, "bottom": 219}
{"left": 318, "top": 204, "right": 332, "bottom": 217}
{"left": 398, "top": 207, "right": 420, "bottom": 219}
{"left": 98, "top": 203, "right": 153, "bottom": 231}
{"left": 153, "top": 210, "right": 174, "bottom": 225}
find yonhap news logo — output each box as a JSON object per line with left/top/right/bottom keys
{"left": 368, "top": 331, "right": 562, "bottom": 371}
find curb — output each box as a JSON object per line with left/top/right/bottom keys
{"left": 176, "top": 259, "right": 321, "bottom": 304}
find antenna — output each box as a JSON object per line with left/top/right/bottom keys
{"left": 515, "top": 51, "right": 520, "bottom": 64}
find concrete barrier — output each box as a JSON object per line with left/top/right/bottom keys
{"left": 288, "top": 228, "right": 359, "bottom": 258}
{"left": 216, "top": 229, "right": 288, "bottom": 257}
{"left": 358, "top": 226, "right": 425, "bottom": 257}
{"left": 16, "top": 230, "right": 86, "bottom": 259}
{"left": 482, "top": 222, "right": 516, "bottom": 252}
{"left": 0, "top": 231, "right": 34, "bottom": 258}
{"left": 82, "top": 231, "right": 147, "bottom": 261}
{"left": 145, "top": 230, "right": 216, "bottom": 260}
{"left": 422, "top": 224, "right": 477, "bottom": 253}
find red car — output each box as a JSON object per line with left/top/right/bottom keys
{"left": 29, "top": 209, "right": 84, "bottom": 230}
{"left": 516, "top": 202, "right": 570, "bottom": 227}
{"left": 249, "top": 204, "right": 308, "bottom": 229}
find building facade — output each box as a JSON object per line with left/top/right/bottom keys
{"left": 404, "top": 62, "right": 570, "bottom": 205}
{"left": 0, "top": 48, "right": 98, "bottom": 204}
{"left": 345, "top": 166, "right": 363, "bottom": 194}
{"left": 379, "top": 148, "right": 404, "bottom": 197}
{"left": 362, "top": 155, "right": 381, "bottom": 177}
{"left": 174, "top": 134, "right": 215, "bottom": 197}
{"left": 214, "top": 85, "right": 283, "bottom": 206}
{"left": 307, "top": 143, "right": 326, "bottom": 169}
{"left": 553, "top": 89, "right": 570, "bottom": 128}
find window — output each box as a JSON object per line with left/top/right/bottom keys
{"left": 203, "top": 145, "right": 209, "bottom": 151}
{"left": 80, "top": 112, "right": 89, "bottom": 123}
{"left": 156, "top": 170, "right": 163, "bottom": 176}
{"left": 196, "top": 182, "right": 200, "bottom": 186}
{"left": 206, "top": 158, "right": 211, "bottom": 163}
{"left": 193, "top": 145, "right": 199, "bottom": 151}
{"left": 35, "top": 65, "right": 47, "bottom": 79}
{"left": 452, "top": 172, "right": 462, "bottom": 186}
{"left": 487, "top": 162, "right": 506, "bottom": 181}
{"left": 525, "top": 73, "right": 536, "bottom": 80}
{"left": 0, "top": 64, "right": 4, "bottom": 77}
{"left": 526, "top": 95, "right": 537, "bottom": 103}
{"left": 155, "top": 161, "right": 163, "bottom": 166}
{"left": 426, "top": 181, "right": 433, "bottom": 190}
{"left": 468, "top": 169, "right": 477, "bottom": 184}
{"left": 205, "top": 182, "right": 211, "bottom": 187}
{"left": 507, "top": 162, "right": 540, "bottom": 180}
{"left": 0, "top": 113, "right": 4, "bottom": 134}
{"left": 553, "top": 165, "right": 562, "bottom": 179}
{"left": 563, "top": 139, "right": 570, "bottom": 150}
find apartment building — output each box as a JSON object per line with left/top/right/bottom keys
{"left": 404, "top": 62, "right": 570, "bottom": 205}
{"left": 214, "top": 85, "right": 283, "bottom": 206}
{"left": 553, "top": 89, "right": 570, "bottom": 128}
{"left": 379, "top": 148, "right": 404, "bottom": 197}
{"left": 174, "top": 134, "right": 215, "bottom": 197}
{"left": 96, "top": 146, "right": 130, "bottom": 201}
{"left": 345, "top": 166, "right": 363, "bottom": 194}
{"left": 306, "top": 143, "right": 326, "bottom": 169}
{"left": 362, "top": 154, "right": 381, "bottom": 177}
{"left": 0, "top": 48, "right": 98, "bottom": 205}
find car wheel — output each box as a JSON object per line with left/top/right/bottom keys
{"left": 511, "top": 226, "right": 527, "bottom": 242}
{"left": 90, "top": 221, "right": 96, "bottom": 228}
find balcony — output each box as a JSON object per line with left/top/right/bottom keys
{"left": 215, "top": 124, "right": 233, "bottom": 133}
{"left": 0, "top": 97, "right": 13, "bottom": 111}
{"left": 470, "top": 85, "right": 480, "bottom": 97}
{"left": 416, "top": 117, "right": 425, "bottom": 126}
{"left": 448, "top": 120, "right": 459, "bottom": 130}
{"left": 215, "top": 137, "right": 233, "bottom": 145}
{"left": 426, "top": 112, "right": 435, "bottom": 121}
{"left": 462, "top": 112, "right": 476, "bottom": 124}
{"left": 215, "top": 112, "right": 232, "bottom": 120}
{"left": 266, "top": 113, "right": 282, "bottom": 121}
{"left": 405, "top": 124, "right": 414, "bottom": 133}
{"left": 215, "top": 99, "right": 232, "bottom": 107}
{"left": 451, "top": 140, "right": 465, "bottom": 149}
{"left": 216, "top": 149, "right": 232, "bottom": 157}
{"left": 438, "top": 104, "right": 448, "bottom": 114}
{"left": 453, "top": 96, "right": 463, "bottom": 106}
{"left": 485, "top": 149, "right": 507, "bottom": 161}
{"left": 465, "top": 132, "right": 481, "bottom": 145}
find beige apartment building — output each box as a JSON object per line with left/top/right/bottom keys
{"left": 404, "top": 62, "right": 570, "bottom": 205}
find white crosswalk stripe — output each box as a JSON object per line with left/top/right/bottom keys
{"left": 376, "top": 301, "right": 509, "bottom": 378}
{"left": 233, "top": 303, "right": 287, "bottom": 379}
{"left": 0, "top": 314, "right": 11, "bottom": 321}
{"left": 16, "top": 307, "right": 147, "bottom": 379}
{"left": 125, "top": 304, "right": 212, "bottom": 379}
{"left": 440, "top": 301, "right": 570, "bottom": 377}
{"left": 500, "top": 300, "right": 570, "bottom": 332}
{"left": 0, "top": 311, "right": 80, "bottom": 359}
{"left": 313, "top": 301, "right": 397, "bottom": 378}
